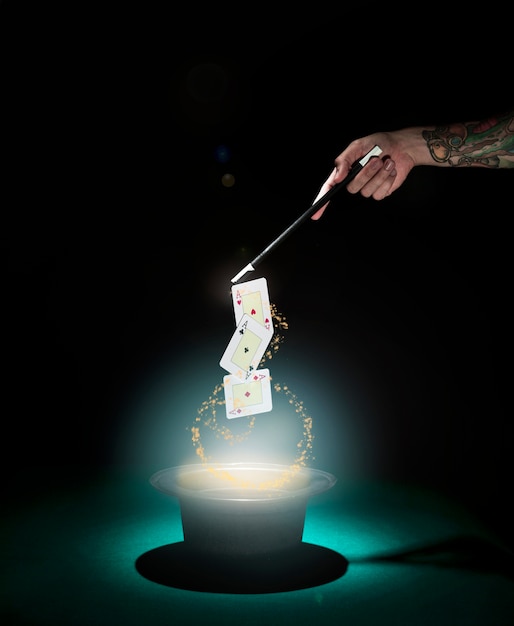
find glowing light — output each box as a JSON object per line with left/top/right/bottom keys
{"left": 221, "top": 173, "right": 235, "bottom": 187}
{"left": 214, "top": 144, "right": 231, "bottom": 163}
{"left": 190, "top": 304, "right": 315, "bottom": 489}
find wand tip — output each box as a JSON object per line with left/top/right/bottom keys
{"left": 231, "top": 263, "right": 255, "bottom": 284}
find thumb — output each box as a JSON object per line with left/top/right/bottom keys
{"left": 310, "top": 168, "right": 336, "bottom": 221}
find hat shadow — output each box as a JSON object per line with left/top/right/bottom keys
{"left": 135, "top": 541, "right": 348, "bottom": 594}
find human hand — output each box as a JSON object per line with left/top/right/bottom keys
{"left": 311, "top": 130, "right": 418, "bottom": 219}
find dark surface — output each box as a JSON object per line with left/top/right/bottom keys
{"left": 2, "top": 0, "right": 512, "bottom": 552}
{"left": 2, "top": 473, "right": 514, "bottom": 625}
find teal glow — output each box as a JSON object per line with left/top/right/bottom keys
{"left": 114, "top": 333, "right": 364, "bottom": 479}
{"left": 5, "top": 471, "right": 510, "bottom": 626}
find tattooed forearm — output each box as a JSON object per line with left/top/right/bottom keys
{"left": 422, "top": 111, "right": 514, "bottom": 168}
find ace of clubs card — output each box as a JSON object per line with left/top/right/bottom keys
{"left": 219, "top": 313, "right": 271, "bottom": 380}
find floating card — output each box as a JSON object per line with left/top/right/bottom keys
{"left": 231, "top": 277, "right": 273, "bottom": 337}
{"left": 220, "top": 313, "right": 271, "bottom": 380}
{"left": 223, "top": 368, "right": 272, "bottom": 419}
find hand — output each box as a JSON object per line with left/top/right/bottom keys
{"left": 311, "top": 130, "right": 417, "bottom": 219}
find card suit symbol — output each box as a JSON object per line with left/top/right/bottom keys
{"left": 237, "top": 299, "right": 242, "bottom": 305}
{"left": 265, "top": 317, "right": 270, "bottom": 325}
{"left": 251, "top": 308, "right": 256, "bottom": 316}
{"left": 244, "top": 391, "right": 251, "bottom": 398}
{"left": 244, "top": 346, "right": 249, "bottom": 353}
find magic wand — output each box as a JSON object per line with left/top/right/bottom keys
{"left": 231, "top": 145, "right": 383, "bottom": 284}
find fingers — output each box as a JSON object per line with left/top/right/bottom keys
{"left": 347, "top": 157, "right": 397, "bottom": 200}
{"left": 311, "top": 154, "right": 399, "bottom": 221}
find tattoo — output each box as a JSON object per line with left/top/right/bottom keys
{"left": 422, "top": 111, "right": 514, "bottom": 168}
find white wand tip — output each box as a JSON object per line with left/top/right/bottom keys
{"left": 231, "top": 263, "right": 255, "bottom": 283}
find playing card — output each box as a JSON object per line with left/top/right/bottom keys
{"left": 231, "top": 277, "right": 273, "bottom": 337}
{"left": 220, "top": 313, "right": 271, "bottom": 380}
{"left": 223, "top": 368, "right": 272, "bottom": 418}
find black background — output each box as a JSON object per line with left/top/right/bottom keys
{"left": 2, "top": 3, "right": 512, "bottom": 543}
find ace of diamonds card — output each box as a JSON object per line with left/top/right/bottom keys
{"left": 223, "top": 368, "right": 272, "bottom": 418}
